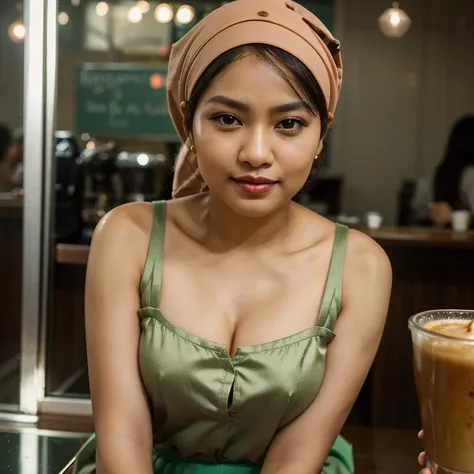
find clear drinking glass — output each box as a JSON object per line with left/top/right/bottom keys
{"left": 409, "top": 310, "right": 474, "bottom": 474}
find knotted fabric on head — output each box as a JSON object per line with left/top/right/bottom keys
{"left": 167, "top": 0, "right": 343, "bottom": 198}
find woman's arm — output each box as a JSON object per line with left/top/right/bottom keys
{"left": 261, "top": 230, "right": 392, "bottom": 474}
{"left": 85, "top": 203, "right": 154, "bottom": 474}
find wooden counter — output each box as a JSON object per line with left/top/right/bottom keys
{"left": 55, "top": 244, "right": 90, "bottom": 265}
{"left": 364, "top": 226, "right": 474, "bottom": 248}
{"left": 53, "top": 226, "right": 474, "bottom": 266}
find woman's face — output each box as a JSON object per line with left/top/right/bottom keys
{"left": 190, "top": 54, "right": 322, "bottom": 217}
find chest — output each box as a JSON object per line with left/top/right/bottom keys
{"left": 157, "top": 237, "right": 332, "bottom": 356}
{"left": 139, "top": 312, "right": 333, "bottom": 427}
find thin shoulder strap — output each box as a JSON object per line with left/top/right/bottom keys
{"left": 140, "top": 200, "right": 166, "bottom": 308}
{"left": 316, "top": 223, "right": 348, "bottom": 330}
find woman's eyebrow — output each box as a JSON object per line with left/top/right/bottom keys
{"left": 205, "top": 95, "right": 309, "bottom": 113}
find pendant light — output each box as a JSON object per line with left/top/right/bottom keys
{"left": 378, "top": 2, "right": 412, "bottom": 38}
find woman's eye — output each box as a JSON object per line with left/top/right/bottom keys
{"left": 213, "top": 114, "right": 240, "bottom": 126}
{"left": 278, "top": 119, "right": 303, "bottom": 130}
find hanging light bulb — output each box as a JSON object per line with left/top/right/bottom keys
{"left": 95, "top": 1, "right": 109, "bottom": 17}
{"left": 154, "top": 3, "right": 173, "bottom": 23}
{"left": 136, "top": 1, "right": 150, "bottom": 14}
{"left": 378, "top": 2, "right": 412, "bottom": 38}
{"left": 127, "top": 5, "right": 143, "bottom": 23}
{"left": 8, "top": 20, "right": 26, "bottom": 43}
{"left": 58, "top": 12, "right": 70, "bottom": 25}
{"left": 8, "top": 3, "right": 25, "bottom": 44}
{"left": 176, "top": 4, "right": 195, "bottom": 25}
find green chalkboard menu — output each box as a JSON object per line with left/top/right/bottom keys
{"left": 77, "top": 63, "right": 180, "bottom": 142}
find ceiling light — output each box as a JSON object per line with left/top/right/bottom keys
{"left": 154, "top": 3, "right": 173, "bottom": 23}
{"left": 378, "top": 2, "right": 412, "bottom": 38}
{"left": 176, "top": 5, "right": 195, "bottom": 25}
{"left": 136, "top": 1, "right": 150, "bottom": 14}
{"left": 96, "top": 2, "right": 109, "bottom": 17}
{"left": 8, "top": 21, "right": 26, "bottom": 43}
{"left": 127, "top": 5, "right": 143, "bottom": 23}
{"left": 58, "top": 12, "right": 70, "bottom": 25}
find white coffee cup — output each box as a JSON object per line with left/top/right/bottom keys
{"left": 451, "top": 210, "right": 471, "bottom": 232}
{"left": 366, "top": 212, "right": 383, "bottom": 230}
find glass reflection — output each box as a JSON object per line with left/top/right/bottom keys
{"left": 0, "top": 0, "right": 25, "bottom": 409}
{"left": 0, "top": 428, "right": 89, "bottom": 474}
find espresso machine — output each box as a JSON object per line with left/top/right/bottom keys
{"left": 76, "top": 143, "right": 173, "bottom": 240}
{"left": 54, "top": 131, "right": 84, "bottom": 243}
{"left": 77, "top": 141, "right": 121, "bottom": 240}
{"left": 115, "top": 151, "right": 173, "bottom": 203}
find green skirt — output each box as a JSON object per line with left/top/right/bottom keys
{"left": 66, "top": 435, "right": 354, "bottom": 474}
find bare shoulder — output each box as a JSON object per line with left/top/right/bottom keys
{"left": 93, "top": 201, "right": 153, "bottom": 241}
{"left": 89, "top": 202, "right": 154, "bottom": 272}
{"left": 340, "top": 229, "right": 392, "bottom": 327}
{"left": 344, "top": 228, "right": 392, "bottom": 283}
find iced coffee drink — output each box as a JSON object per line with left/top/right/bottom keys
{"left": 409, "top": 310, "right": 474, "bottom": 474}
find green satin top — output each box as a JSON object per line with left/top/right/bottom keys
{"left": 139, "top": 201, "right": 349, "bottom": 463}
{"left": 69, "top": 200, "right": 353, "bottom": 474}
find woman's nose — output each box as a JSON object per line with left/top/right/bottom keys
{"left": 238, "top": 127, "right": 274, "bottom": 168}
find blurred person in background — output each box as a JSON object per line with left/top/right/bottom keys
{"left": 430, "top": 116, "right": 474, "bottom": 226}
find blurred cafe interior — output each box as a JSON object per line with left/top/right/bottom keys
{"left": 1, "top": 0, "right": 474, "bottom": 472}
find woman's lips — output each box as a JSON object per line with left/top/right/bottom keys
{"left": 231, "top": 176, "right": 278, "bottom": 195}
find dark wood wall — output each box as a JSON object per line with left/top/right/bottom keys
{"left": 0, "top": 205, "right": 22, "bottom": 368}
{"left": 47, "top": 263, "right": 87, "bottom": 395}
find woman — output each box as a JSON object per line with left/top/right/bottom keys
{"left": 430, "top": 116, "right": 474, "bottom": 226}
{"left": 65, "top": 1, "right": 392, "bottom": 473}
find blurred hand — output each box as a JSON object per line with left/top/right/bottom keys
{"left": 418, "top": 430, "right": 431, "bottom": 474}
{"left": 429, "top": 201, "right": 452, "bottom": 226}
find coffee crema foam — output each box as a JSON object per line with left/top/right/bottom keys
{"left": 425, "top": 319, "right": 474, "bottom": 340}
{"left": 417, "top": 320, "right": 474, "bottom": 363}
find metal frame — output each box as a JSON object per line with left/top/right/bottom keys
{"left": 38, "top": 0, "right": 59, "bottom": 410}
{"left": 0, "top": 0, "right": 94, "bottom": 424}
{"left": 2, "top": 0, "right": 108, "bottom": 422}
{"left": 0, "top": 0, "right": 69, "bottom": 421}
{"left": 0, "top": 412, "right": 38, "bottom": 424}
{"left": 37, "top": 0, "right": 95, "bottom": 417}
{"left": 19, "top": 0, "right": 49, "bottom": 417}
{"left": 40, "top": 398, "right": 92, "bottom": 417}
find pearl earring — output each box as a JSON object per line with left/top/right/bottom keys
{"left": 190, "top": 144, "right": 195, "bottom": 153}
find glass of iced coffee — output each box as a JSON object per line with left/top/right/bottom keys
{"left": 409, "top": 310, "right": 474, "bottom": 474}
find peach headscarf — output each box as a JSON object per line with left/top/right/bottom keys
{"left": 167, "top": 0, "right": 343, "bottom": 198}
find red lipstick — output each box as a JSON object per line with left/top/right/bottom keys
{"left": 232, "top": 175, "right": 278, "bottom": 195}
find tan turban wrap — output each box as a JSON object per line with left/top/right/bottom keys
{"left": 167, "top": 0, "right": 343, "bottom": 198}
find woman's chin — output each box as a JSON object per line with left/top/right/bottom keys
{"left": 224, "top": 194, "right": 287, "bottom": 219}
